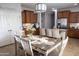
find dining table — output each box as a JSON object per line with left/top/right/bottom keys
{"left": 22, "top": 35, "right": 62, "bottom": 56}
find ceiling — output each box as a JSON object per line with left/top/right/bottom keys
{"left": 21, "top": 3, "right": 79, "bottom": 11}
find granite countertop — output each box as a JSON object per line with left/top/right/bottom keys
{"left": 68, "top": 28, "right": 79, "bottom": 30}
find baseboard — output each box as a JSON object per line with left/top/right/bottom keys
{"left": 0, "top": 43, "right": 15, "bottom": 48}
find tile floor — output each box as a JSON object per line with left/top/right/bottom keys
{"left": 63, "top": 38, "right": 79, "bottom": 56}
{"left": 0, "top": 44, "right": 15, "bottom": 56}
{"left": 0, "top": 38, "right": 79, "bottom": 56}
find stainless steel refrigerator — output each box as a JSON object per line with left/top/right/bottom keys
{"left": 57, "top": 18, "right": 67, "bottom": 29}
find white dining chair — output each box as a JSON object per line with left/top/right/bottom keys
{"left": 14, "top": 35, "right": 23, "bottom": 56}
{"left": 46, "top": 29, "right": 53, "bottom": 37}
{"left": 20, "top": 38, "right": 34, "bottom": 56}
{"left": 14, "top": 35, "right": 21, "bottom": 43}
{"left": 40, "top": 28, "right": 46, "bottom": 36}
{"left": 59, "top": 31, "right": 68, "bottom": 56}
{"left": 47, "top": 31, "right": 68, "bottom": 56}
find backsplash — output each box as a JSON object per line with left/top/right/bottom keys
{"left": 70, "top": 23, "right": 79, "bottom": 29}
{"left": 23, "top": 23, "right": 39, "bottom": 29}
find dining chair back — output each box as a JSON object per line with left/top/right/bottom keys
{"left": 59, "top": 31, "right": 68, "bottom": 56}
{"left": 14, "top": 35, "right": 23, "bottom": 55}
{"left": 14, "top": 35, "right": 21, "bottom": 43}
{"left": 40, "top": 28, "right": 46, "bottom": 36}
{"left": 20, "top": 38, "right": 34, "bottom": 56}
{"left": 46, "top": 31, "right": 68, "bottom": 56}
{"left": 46, "top": 29, "right": 53, "bottom": 37}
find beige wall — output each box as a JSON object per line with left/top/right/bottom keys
{"left": 59, "top": 6, "right": 79, "bottom": 12}
{"left": 0, "top": 3, "right": 22, "bottom": 47}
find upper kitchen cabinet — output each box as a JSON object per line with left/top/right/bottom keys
{"left": 76, "top": 13, "right": 79, "bottom": 22}
{"left": 34, "top": 14, "right": 37, "bottom": 23}
{"left": 22, "top": 10, "right": 37, "bottom": 23}
{"left": 69, "top": 12, "right": 77, "bottom": 23}
{"left": 22, "top": 10, "right": 26, "bottom": 23}
{"left": 69, "top": 12, "right": 79, "bottom": 23}
{"left": 58, "top": 11, "right": 70, "bottom": 19}
{"left": 30, "top": 12, "right": 37, "bottom": 23}
{"left": 57, "top": 10, "right": 70, "bottom": 28}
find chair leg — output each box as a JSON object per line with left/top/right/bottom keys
{"left": 24, "top": 51, "right": 27, "bottom": 56}
{"left": 14, "top": 39, "right": 17, "bottom": 56}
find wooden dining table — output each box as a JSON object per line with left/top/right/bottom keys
{"left": 23, "top": 35, "right": 62, "bottom": 56}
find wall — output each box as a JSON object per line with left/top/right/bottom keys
{"left": 70, "top": 23, "right": 79, "bottom": 29}
{"left": 41, "top": 12, "right": 55, "bottom": 29}
{"left": 59, "top": 6, "right": 79, "bottom": 12}
{"left": 0, "top": 3, "right": 22, "bottom": 47}
{"left": 21, "top": 5, "right": 35, "bottom": 11}
{"left": 44, "top": 12, "right": 53, "bottom": 28}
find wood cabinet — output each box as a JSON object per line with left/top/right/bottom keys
{"left": 22, "top": 10, "right": 26, "bottom": 23}
{"left": 68, "top": 29, "right": 75, "bottom": 38}
{"left": 58, "top": 12, "right": 63, "bottom": 18}
{"left": 69, "top": 12, "right": 77, "bottom": 23}
{"left": 22, "top": 10, "right": 39, "bottom": 35}
{"left": 23, "top": 28, "right": 39, "bottom": 35}
{"left": 58, "top": 10, "right": 70, "bottom": 28}
{"left": 76, "top": 13, "right": 79, "bottom": 22}
{"left": 33, "top": 28, "right": 39, "bottom": 35}
{"left": 69, "top": 12, "right": 79, "bottom": 23}
{"left": 26, "top": 11, "right": 31, "bottom": 23}
{"left": 58, "top": 11, "right": 70, "bottom": 19}
{"left": 30, "top": 12, "right": 37, "bottom": 23}
{"left": 68, "top": 29, "right": 79, "bottom": 38}
{"left": 68, "top": 12, "right": 79, "bottom": 38}
{"left": 58, "top": 11, "right": 79, "bottom": 38}
{"left": 75, "top": 30, "right": 79, "bottom": 38}
{"left": 30, "top": 11, "right": 34, "bottom": 23}
{"left": 33, "top": 14, "right": 37, "bottom": 23}
{"left": 22, "top": 10, "right": 37, "bottom": 23}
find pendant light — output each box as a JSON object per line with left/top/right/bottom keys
{"left": 35, "top": 3, "right": 47, "bottom": 13}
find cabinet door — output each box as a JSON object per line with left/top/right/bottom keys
{"left": 70, "top": 13, "right": 77, "bottom": 23}
{"left": 33, "top": 28, "right": 39, "bottom": 35}
{"left": 74, "top": 30, "right": 79, "bottom": 38}
{"left": 77, "top": 13, "right": 79, "bottom": 23}
{"left": 26, "top": 11, "right": 31, "bottom": 23}
{"left": 22, "top": 10, "right": 37, "bottom": 23}
{"left": 30, "top": 11, "right": 35, "bottom": 23}
{"left": 68, "top": 29, "right": 75, "bottom": 38}
{"left": 30, "top": 12, "right": 37, "bottom": 23}
{"left": 58, "top": 12, "right": 63, "bottom": 19}
{"left": 33, "top": 14, "right": 37, "bottom": 23}
{"left": 62, "top": 11, "right": 70, "bottom": 18}
{"left": 22, "top": 11, "right": 26, "bottom": 23}
{"left": 58, "top": 11, "right": 70, "bottom": 19}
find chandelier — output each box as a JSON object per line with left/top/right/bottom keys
{"left": 35, "top": 3, "right": 47, "bottom": 13}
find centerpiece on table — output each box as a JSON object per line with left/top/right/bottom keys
{"left": 25, "top": 23, "right": 36, "bottom": 38}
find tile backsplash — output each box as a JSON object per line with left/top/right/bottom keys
{"left": 70, "top": 23, "right": 79, "bottom": 29}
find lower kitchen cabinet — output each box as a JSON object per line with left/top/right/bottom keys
{"left": 68, "top": 29, "right": 79, "bottom": 38}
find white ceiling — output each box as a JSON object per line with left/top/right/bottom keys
{"left": 21, "top": 3, "right": 79, "bottom": 11}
